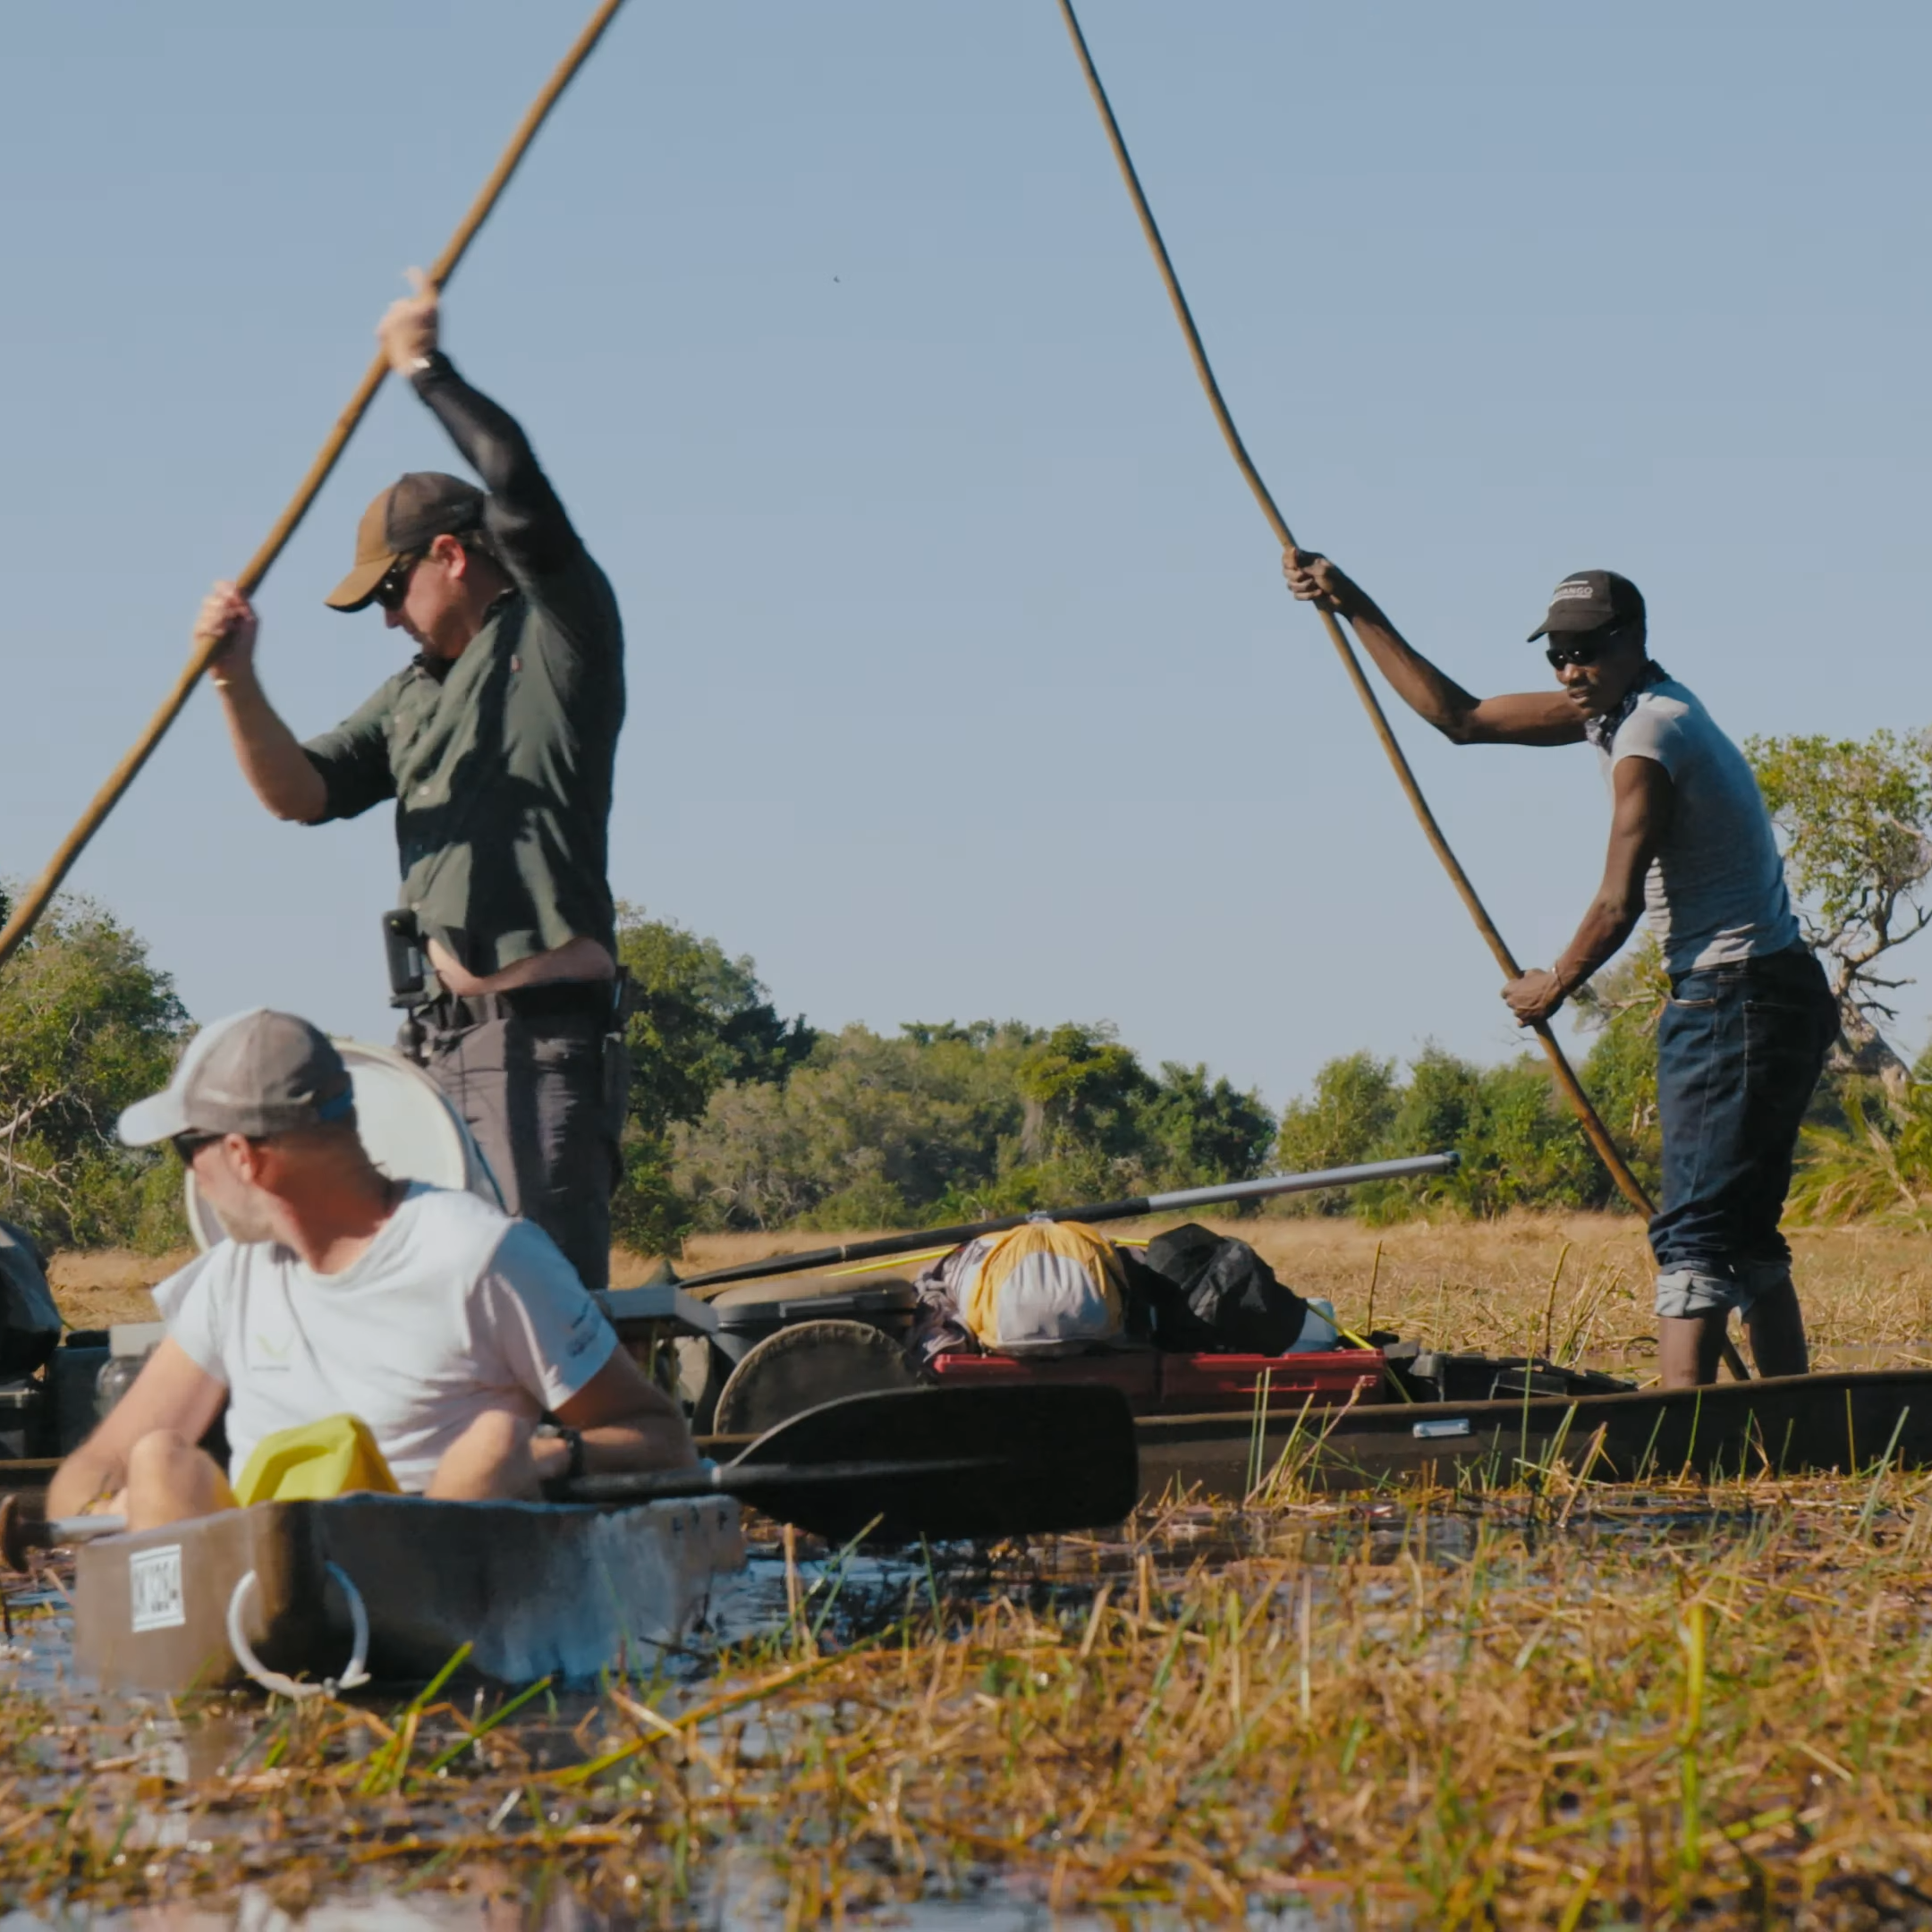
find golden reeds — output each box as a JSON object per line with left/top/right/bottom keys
{"left": 4, "top": 1463, "right": 1932, "bottom": 1925}
{"left": 19, "top": 1220, "right": 1932, "bottom": 1922}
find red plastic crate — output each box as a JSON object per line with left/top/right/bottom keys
{"left": 1155, "top": 1350, "right": 1385, "bottom": 1415}
{"left": 926, "top": 1350, "right": 1161, "bottom": 1408}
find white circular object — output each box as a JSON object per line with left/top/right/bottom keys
{"left": 185, "top": 1038, "right": 503, "bottom": 1250}
{"left": 225, "top": 1561, "right": 370, "bottom": 1699}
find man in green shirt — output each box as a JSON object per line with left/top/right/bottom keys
{"left": 193, "top": 276, "right": 629, "bottom": 1290}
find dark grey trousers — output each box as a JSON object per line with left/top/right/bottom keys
{"left": 411, "top": 1003, "right": 628, "bottom": 1292}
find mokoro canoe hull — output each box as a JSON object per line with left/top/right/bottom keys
{"left": 72, "top": 1492, "right": 743, "bottom": 1694}
{"left": 1136, "top": 1368, "right": 1932, "bottom": 1497}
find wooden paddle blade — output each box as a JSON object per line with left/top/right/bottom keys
{"left": 729, "top": 1383, "right": 1140, "bottom": 1543}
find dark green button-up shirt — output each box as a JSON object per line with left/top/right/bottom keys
{"left": 301, "top": 359, "right": 624, "bottom": 977}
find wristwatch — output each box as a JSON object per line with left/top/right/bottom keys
{"left": 560, "top": 1427, "right": 586, "bottom": 1483}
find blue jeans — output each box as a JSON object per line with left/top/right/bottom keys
{"left": 1649, "top": 945, "right": 1836, "bottom": 1318}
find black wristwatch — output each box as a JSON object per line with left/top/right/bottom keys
{"left": 560, "top": 1427, "right": 586, "bottom": 1484}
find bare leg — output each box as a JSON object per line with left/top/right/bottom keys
{"left": 1658, "top": 1314, "right": 1728, "bottom": 1389}
{"left": 123, "top": 1429, "right": 237, "bottom": 1531}
{"left": 1743, "top": 1277, "right": 1809, "bottom": 1379}
{"left": 425, "top": 1410, "right": 540, "bottom": 1501}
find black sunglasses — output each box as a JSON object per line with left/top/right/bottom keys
{"left": 1545, "top": 623, "right": 1633, "bottom": 672}
{"left": 373, "top": 552, "right": 425, "bottom": 613}
{"left": 171, "top": 1132, "right": 218, "bottom": 1165}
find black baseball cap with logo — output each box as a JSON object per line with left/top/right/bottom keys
{"left": 326, "top": 471, "right": 487, "bottom": 612}
{"left": 1527, "top": 570, "right": 1647, "bottom": 642}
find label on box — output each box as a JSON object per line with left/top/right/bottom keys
{"left": 129, "top": 1545, "right": 185, "bottom": 1632}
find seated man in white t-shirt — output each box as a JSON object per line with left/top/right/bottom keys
{"left": 47, "top": 1009, "right": 694, "bottom": 1530}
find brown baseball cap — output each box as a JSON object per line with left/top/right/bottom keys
{"left": 326, "top": 471, "right": 487, "bottom": 612}
{"left": 1527, "top": 569, "right": 1647, "bottom": 641}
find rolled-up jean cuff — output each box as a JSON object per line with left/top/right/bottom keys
{"left": 1655, "top": 1267, "right": 1752, "bottom": 1320}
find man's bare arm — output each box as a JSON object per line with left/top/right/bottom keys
{"left": 1503, "top": 756, "right": 1673, "bottom": 1026}
{"left": 1284, "top": 549, "right": 1585, "bottom": 748}
{"left": 197, "top": 584, "right": 328, "bottom": 824}
{"left": 544, "top": 1348, "right": 699, "bottom": 1477}
{"left": 46, "top": 1340, "right": 228, "bottom": 1518}
{"left": 427, "top": 1349, "right": 695, "bottom": 1499}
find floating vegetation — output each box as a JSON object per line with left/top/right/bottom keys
{"left": 0, "top": 1464, "right": 1929, "bottom": 1927}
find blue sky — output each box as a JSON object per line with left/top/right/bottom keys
{"left": 2, "top": 3, "right": 1927, "bottom": 1110}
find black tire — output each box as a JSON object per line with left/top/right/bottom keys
{"left": 713, "top": 1318, "right": 919, "bottom": 1438}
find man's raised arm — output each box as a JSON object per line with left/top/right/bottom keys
{"left": 377, "top": 274, "right": 589, "bottom": 597}
{"left": 1284, "top": 549, "right": 1585, "bottom": 748}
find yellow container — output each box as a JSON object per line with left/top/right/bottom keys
{"left": 233, "top": 1413, "right": 400, "bottom": 1505}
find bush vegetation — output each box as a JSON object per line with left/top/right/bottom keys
{"left": 0, "top": 890, "right": 191, "bottom": 1254}
{"left": 20, "top": 709, "right": 1932, "bottom": 1254}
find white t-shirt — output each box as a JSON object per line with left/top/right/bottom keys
{"left": 162, "top": 1184, "right": 615, "bottom": 1491}
{"left": 1599, "top": 677, "right": 1800, "bottom": 976}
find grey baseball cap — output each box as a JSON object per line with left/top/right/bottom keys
{"left": 119, "top": 1010, "right": 356, "bottom": 1147}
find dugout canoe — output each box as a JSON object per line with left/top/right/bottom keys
{"left": 70, "top": 1490, "right": 743, "bottom": 1695}
{"left": 1125, "top": 1367, "right": 1932, "bottom": 1496}
{"left": 698, "top": 1360, "right": 1932, "bottom": 1498}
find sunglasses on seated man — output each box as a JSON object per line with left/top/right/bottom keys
{"left": 1545, "top": 622, "right": 1639, "bottom": 672}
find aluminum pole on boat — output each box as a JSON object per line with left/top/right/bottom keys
{"left": 0, "top": 1495, "right": 127, "bottom": 1571}
{"left": 668, "top": 1150, "right": 1458, "bottom": 1296}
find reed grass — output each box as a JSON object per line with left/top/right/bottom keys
{"left": 3, "top": 1466, "right": 1931, "bottom": 1925}
{"left": 21, "top": 1219, "right": 1932, "bottom": 1923}
{"left": 59, "top": 1215, "right": 1932, "bottom": 1372}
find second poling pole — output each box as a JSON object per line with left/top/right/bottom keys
{"left": 1050, "top": 0, "right": 1749, "bottom": 1380}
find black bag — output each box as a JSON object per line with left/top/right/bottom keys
{"left": 0, "top": 1222, "right": 62, "bottom": 1378}
{"left": 1138, "top": 1222, "right": 1310, "bottom": 1355}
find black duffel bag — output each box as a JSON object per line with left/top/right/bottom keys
{"left": 1129, "top": 1221, "right": 1312, "bottom": 1355}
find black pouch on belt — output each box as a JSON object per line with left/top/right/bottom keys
{"left": 381, "top": 909, "right": 429, "bottom": 1007}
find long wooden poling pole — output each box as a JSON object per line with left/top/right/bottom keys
{"left": 1051, "top": 2, "right": 1673, "bottom": 1235}
{"left": 0, "top": 0, "right": 631, "bottom": 972}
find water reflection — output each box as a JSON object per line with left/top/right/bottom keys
{"left": 0, "top": 1867, "right": 1362, "bottom": 1930}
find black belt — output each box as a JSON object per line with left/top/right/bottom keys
{"left": 423, "top": 979, "right": 617, "bottom": 1028}
{"left": 1667, "top": 942, "right": 1818, "bottom": 997}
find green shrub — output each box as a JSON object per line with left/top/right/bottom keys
{"left": 0, "top": 893, "right": 191, "bottom": 1252}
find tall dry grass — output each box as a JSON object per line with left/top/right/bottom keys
{"left": 615, "top": 1212, "right": 1932, "bottom": 1370}
{"left": 54, "top": 1212, "right": 1932, "bottom": 1369}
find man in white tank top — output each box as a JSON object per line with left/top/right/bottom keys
{"left": 1284, "top": 553, "right": 1838, "bottom": 1389}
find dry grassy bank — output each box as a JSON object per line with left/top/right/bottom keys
{"left": 53, "top": 1214, "right": 1932, "bottom": 1370}
{"left": 645, "top": 1213, "right": 1932, "bottom": 1368}
{"left": 646, "top": 1214, "right": 1928, "bottom": 1345}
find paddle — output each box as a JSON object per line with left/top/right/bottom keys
{"left": 0, "top": 1385, "right": 1140, "bottom": 1562}
{"left": 555, "top": 1383, "right": 1140, "bottom": 1543}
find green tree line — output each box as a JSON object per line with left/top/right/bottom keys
{"left": 12, "top": 722, "right": 1932, "bottom": 1251}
